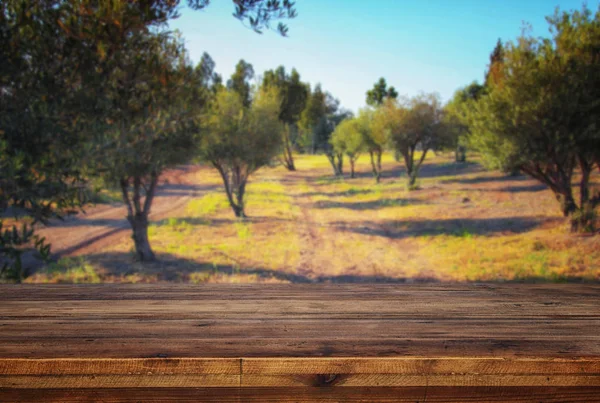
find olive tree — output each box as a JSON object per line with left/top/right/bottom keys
{"left": 468, "top": 6, "right": 600, "bottom": 232}
{"left": 377, "top": 94, "right": 444, "bottom": 188}
{"left": 363, "top": 108, "right": 389, "bottom": 183}
{"left": 330, "top": 118, "right": 364, "bottom": 179}
{"left": 201, "top": 87, "right": 282, "bottom": 218}
{"left": 93, "top": 32, "right": 201, "bottom": 262}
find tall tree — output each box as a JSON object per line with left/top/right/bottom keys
{"left": 444, "top": 82, "right": 486, "bottom": 162}
{"left": 197, "top": 52, "right": 223, "bottom": 91}
{"left": 366, "top": 78, "right": 399, "bottom": 107}
{"left": 469, "top": 5, "right": 600, "bottom": 232}
{"left": 227, "top": 60, "right": 255, "bottom": 107}
{"left": 261, "top": 66, "right": 309, "bottom": 170}
{"left": 298, "top": 84, "right": 327, "bottom": 153}
{"left": 485, "top": 39, "right": 505, "bottom": 88}
{"left": 201, "top": 87, "right": 282, "bottom": 218}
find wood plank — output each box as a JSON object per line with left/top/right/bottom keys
{"left": 3, "top": 299, "right": 598, "bottom": 320}
{"left": 2, "top": 319, "right": 598, "bottom": 340}
{"left": 2, "top": 387, "right": 600, "bottom": 402}
{"left": 2, "top": 338, "right": 598, "bottom": 358}
{"left": 0, "top": 358, "right": 240, "bottom": 375}
{"left": 1, "top": 284, "right": 599, "bottom": 300}
{"left": 242, "top": 357, "right": 600, "bottom": 375}
{"left": 0, "top": 284, "right": 598, "bottom": 399}
{"left": 0, "top": 374, "right": 239, "bottom": 388}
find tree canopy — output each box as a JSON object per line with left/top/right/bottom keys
{"left": 468, "top": 5, "right": 600, "bottom": 232}
{"left": 377, "top": 94, "right": 444, "bottom": 188}
{"left": 261, "top": 66, "right": 309, "bottom": 170}
{"left": 330, "top": 118, "right": 364, "bottom": 178}
{"left": 366, "top": 78, "right": 399, "bottom": 107}
{"left": 200, "top": 86, "right": 282, "bottom": 218}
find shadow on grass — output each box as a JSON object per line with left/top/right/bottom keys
{"left": 158, "top": 183, "right": 221, "bottom": 197}
{"left": 41, "top": 252, "right": 440, "bottom": 284}
{"left": 334, "top": 216, "right": 562, "bottom": 239}
{"left": 496, "top": 184, "right": 548, "bottom": 193}
{"left": 311, "top": 161, "right": 482, "bottom": 184}
{"left": 298, "top": 189, "right": 375, "bottom": 198}
{"left": 418, "top": 161, "right": 482, "bottom": 178}
{"left": 314, "top": 198, "right": 426, "bottom": 211}
{"left": 442, "top": 173, "right": 529, "bottom": 185}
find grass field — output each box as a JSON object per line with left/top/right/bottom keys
{"left": 26, "top": 152, "right": 600, "bottom": 284}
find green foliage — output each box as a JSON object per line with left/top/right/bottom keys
{"left": 467, "top": 5, "right": 600, "bottom": 231}
{"left": 355, "top": 109, "right": 386, "bottom": 182}
{"left": 262, "top": 66, "right": 309, "bottom": 125}
{"left": 375, "top": 94, "right": 444, "bottom": 186}
{"left": 261, "top": 66, "right": 309, "bottom": 170}
{"left": 366, "top": 78, "right": 399, "bottom": 107}
{"left": 485, "top": 39, "right": 505, "bottom": 87}
{"left": 0, "top": 221, "right": 50, "bottom": 282}
{"left": 38, "top": 257, "right": 101, "bottom": 284}
{"left": 298, "top": 84, "right": 327, "bottom": 152}
{"left": 201, "top": 86, "right": 283, "bottom": 217}
{"left": 227, "top": 59, "right": 255, "bottom": 107}
{"left": 444, "top": 82, "right": 486, "bottom": 162}
{"left": 330, "top": 118, "right": 365, "bottom": 178}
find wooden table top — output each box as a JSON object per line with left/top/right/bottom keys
{"left": 1, "top": 284, "right": 599, "bottom": 402}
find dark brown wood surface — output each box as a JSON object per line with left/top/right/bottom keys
{"left": 1, "top": 284, "right": 599, "bottom": 402}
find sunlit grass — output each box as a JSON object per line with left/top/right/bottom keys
{"left": 25, "top": 257, "right": 102, "bottom": 284}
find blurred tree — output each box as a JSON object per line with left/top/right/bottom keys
{"left": 444, "top": 82, "right": 486, "bottom": 162}
{"left": 324, "top": 104, "right": 354, "bottom": 177}
{"left": 93, "top": 32, "right": 200, "bottom": 262}
{"left": 197, "top": 52, "right": 223, "bottom": 92}
{"left": 261, "top": 66, "right": 309, "bottom": 170}
{"left": 201, "top": 87, "right": 282, "bottom": 218}
{"left": 298, "top": 84, "right": 327, "bottom": 153}
{"left": 468, "top": 6, "right": 600, "bottom": 232}
{"left": 379, "top": 94, "right": 444, "bottom": 188}
{"left": 357, "top": 109, "right": 386, "bottom": 183}
{"left": 330, "top": 118, "right": 365, "bottom": 178}
{"left": 227, "top": 60, "right": 255, "bottom": 107}
{"left": 485, "top": 39, "right": 505, "bottom": 88}
{"left": 366, "top": 78, "right": 399, "bottom": 107}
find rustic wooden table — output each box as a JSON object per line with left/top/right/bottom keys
{"left": 0, "top": 284, "right": 599, "bottom": 402}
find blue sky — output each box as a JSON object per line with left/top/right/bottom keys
{"left": 169, "top": 0, "right": 596, "bottom": 112}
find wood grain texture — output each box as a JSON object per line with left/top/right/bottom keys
{"left": 0, "top": 284, "right": 598, "bottom": 400}
{"left": 2, "top": 387, "right": 600, "bottom": 402}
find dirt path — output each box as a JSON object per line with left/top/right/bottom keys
{"left": 288, "top": 177, "right": 320, "bottom": 279}
{"left": 34, "top": 166, "right": 210, "bottom": 260}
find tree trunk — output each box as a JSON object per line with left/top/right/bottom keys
{"left": 121, "top": 174, "right": 158, "bottom": 263}
{"left": 455, "top": 145, "right": 466, "bottom": 162}
{"left": 350, "top": 159, "right": 356, "bottom": 179}
{"left": 408, "top": 172, "right": 417, "bottom": 187}
{"left": 215, "top": 164, "right": 248, "bottom": 219}
{"left": 569, "top": 206, "right": 595, "bottom": 233}
{"left": 282, "top": 127, "right": 296, "bottom": 171}
{"left": 326, "top": 153, "right": 338, "bottom": 176}
{"left": 336, "top": 153, "right": 344, "bottom": 176}
{"left": 128, "top": 213, "right": 155, "bottom": 262}
{"left": 369, "top": 150, "right": 381, "bottom": 183}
